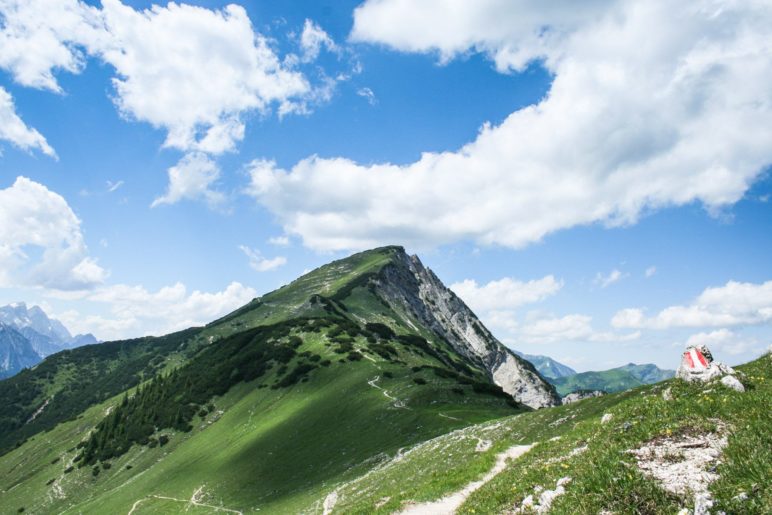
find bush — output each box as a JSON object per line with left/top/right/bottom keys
{"left": 159, "top": 435, "right": 169, "bottom": 446}
{"left": 92, "top": 466, "right": 100, "bottom": 477}
{"left": 365, "top": 322, "right": 396, "bottom": 340}
{"left": 413, "top": 377, "right": 427, "bottom": 385}
{"left": 102, "top": 462, "right": 111, "bottom": 470}
{"left": 383, "top": 371, "right": 394, "bottom": 379}
{"left": 346, "top": 352, "right": 364, "bottom": 361}
{"left": 64, "top": 466, "right": 74, "bottom": 474}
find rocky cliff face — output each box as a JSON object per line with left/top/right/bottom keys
{"left": 373, "top": 249, "right": 560, "bottom": 409}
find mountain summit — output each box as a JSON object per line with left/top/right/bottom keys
{"left": 0, "top": 245, "right": 558, "bottom": 513}
{"left": 370, "top": 247, "right": 559, "bottom": 408}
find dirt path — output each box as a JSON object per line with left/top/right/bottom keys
{"left": 127, "top": 485, "right": 243, "bottom": 515}
{"left": 398, "top": 443, "right": 535, "bottom": 514}
{"left": 367, "top": 376, "right": 408, "bottom": 409}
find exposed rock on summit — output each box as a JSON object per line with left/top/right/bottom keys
{"left": 373, "top": 248, "right": 560, "bottom": 409}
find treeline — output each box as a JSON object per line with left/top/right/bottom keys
{"left": 0, "top": 328, "right": 201, "bottom": 456}
{"left": 80, "top": 321, "right": 306, "bottom": 464}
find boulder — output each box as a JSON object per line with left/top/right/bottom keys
{"left": 676, "top": 345, "right": 735, "bottom": 383}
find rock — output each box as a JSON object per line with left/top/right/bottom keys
{"left": 731, "top": 491, "right": 748, "bottom": 502}
{"left": 601, "top": 413, "right": 613, "bottom": 424}
{"left": 376, "top": 250, "right": 561, "bottom": 408}
{"left": 662, "top": 387, "right": 673, "bottom": 401}
{"left": 694, "top": 493, "right": 714, "bottom": 515}
{"left": 562, "top": 390, "right": 605, "bottom": 404}
{"left": 720, "top": 375, "right": 745, "bottom": 392}
{"left": 676, "top": 344, "right": 736, "bottom": 384}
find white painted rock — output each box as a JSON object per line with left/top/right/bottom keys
{"left": 720, "top": 375, "right": 745, "bottom": 392}
{"left": 676, "top": 345, "right": 735, "bottom": 384}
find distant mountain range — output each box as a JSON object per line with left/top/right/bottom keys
{"left": 0, "top": 303, "right": 97, "bottom": 379}
{"left": 514, "top": 351, "right": 577, "bottom": 379}
{"left": 514, "top": 351, "right": 674, "bottom": 397}
{"left": 547, "top": 363, "right": 675, "bottom": 396}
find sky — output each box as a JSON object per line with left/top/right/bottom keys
{"left": 0, "top": 0, "right": 770, "bottom": 372}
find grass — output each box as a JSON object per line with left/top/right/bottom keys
{"left": 330, "top": 353, "right": 771, "bottom": 514}
{"left": 0, "top": 323, "right": 521, "bottom": 514}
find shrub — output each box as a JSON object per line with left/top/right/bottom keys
{"left": 347, "top": 352, "right": 364, "bottom": 361}
{"left": 413, "top": 378, "right": 427, "bottom": 385}
{"left": 365, "top": 322, "right": 395, "bottom": 340}
{"left": 159, "top": 435, "right": 169, "bottom": 446}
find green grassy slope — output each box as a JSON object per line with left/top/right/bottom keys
{"left": 331, "top": 353, "right": 770, "bottom": 514}
{"left": 0, "top": 246, "right": 527, "bottom": 513}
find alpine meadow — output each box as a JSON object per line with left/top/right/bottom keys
{"left": 0, "top": 1, "right": 770, "bottom": 514}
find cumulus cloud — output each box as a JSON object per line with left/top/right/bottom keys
{"left": 152, "top": 153, "right": 225, "bottom": 208}
{"left": 0, "top": 87, "right": 56, "bottom": 157}
{"left": 595, "top": 269, "right": 626, "bottom": 288}
{"left": 450, "top": 275, "right": 562, "bottom": 313}
{"left": 54, "top": 281, "right": 257, "bottom": 340}
{"left": 612, "top": 280, "right": 772, "bottom": 329}
{"left": 0, "top": 1, "right": 326, "bottom": 156}
{"left": 0, "top": 177, "right": 106, "bottom": 290}
{"left": 247, "top": 0, "right": 772, "bottom": 252}
{"left": 517, "top": 313, "right": 640, "bottom": 344}
{"left": 685, "top": 329, "right": 761, "bottom": 356}
{"left": 96, "top": 1, "right": 310, "bottom": 154}
{"left": 299, "top": 19, "right": 337, "bottom": 62}
{"left": 0, "top": 0, "right": 105, "bottom": 92}
{"left": 239, "top": 245, "right": 287, "bottom": 272}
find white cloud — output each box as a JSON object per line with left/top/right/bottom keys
{"left": 356, "top": 87, "right": 376, "bottom": 105}
{"left": 685, "top": 329, "right": 761, "bottom": 356}
{"left": 268, "top": 235, "right": 290, "bottom": 246}
{"left": 96, "top": 0, "right": 310, "bottom": 154}
{"left": 0, "top": 0, "right": 105, "bottom": 92}
{"left": 0, "top": 87, "right": 56, "bottom": 157}
{"left": 517, "top": 312, "right": 640, "bottom": 344}
{"left": 450, "top": 275, "right": 562, "bottom": 313}
{"left": 239, "top": 245, "right": 287, "bottom": 272}
{"left": 54, "top": 281, "right": 257, "bottom": 340}
{"left": 106, "top": 180, "right": 123, "bottom": 192}
{"left": 152, "top": 153, "right": 225, "bottom": 208}
{"left": 248, "top": 0, "right": 772, "bottom": 252}
{"left": 595, "top": 269, "right": 625, "bottom": 288}
{"left": 645, "top": 266, "right": 657, "bottom": 278}
{"left": 0, "top": 177, "right": 106, "bottom": 290}
{"left": 299, "top": 19, "right": 337, "bottom": 62}
{"left": 612, "top": 280, "right": 772, "bottom": 329}
{"left": 0, "top": 1, "right": 324, "bottom": 155}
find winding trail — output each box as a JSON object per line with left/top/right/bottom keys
{"left": 367, "top": 376, "right": 408, "bottom": 409}
{"left": 127, "top": 485, "right": 242, "bottom": 515}
{"left": 398, "top": 443, "right": 535, "bottom": 514}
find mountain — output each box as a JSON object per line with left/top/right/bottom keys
{"left": 0, "top": 302, "right": 71, "bottom": 343}
{"left": 618, "top": 362, "right": 675, "bottom": 383}
{"left": 549, "top": 363, "right": 676, "bottom": 396}
{"left": 0, "top": 303, "right": 98, "bottom": 365}
{"left": 0, "top": 324, "right": 41, "bottom": 379}
{"left": 514, "top": 351, "right": 577, "bottom": 380}
{"left": 0, "top": 246, "right": 557, "bottom": 513}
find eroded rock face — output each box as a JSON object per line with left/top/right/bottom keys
{"left": 374, "top": 250, "right": 560, "bottom": 409}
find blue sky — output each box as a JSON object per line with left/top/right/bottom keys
{"left": 0, "top": 0, "right": 770, "bottom": 372}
